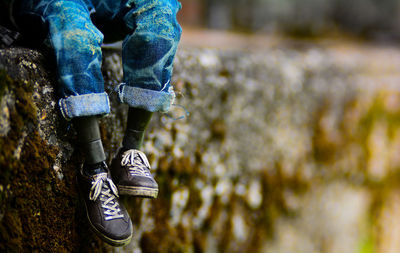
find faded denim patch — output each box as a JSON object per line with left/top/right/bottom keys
{"left": 45, "top": 0, "right": 105, "bottom": 97}
{"left": 122, "top": 0, "right": 182, "bottom": 93}
{"left": 117, "top": 83, "right": 175, "bottom": 113}
{"left": 59, "top": 92, "right": 110, "bottom": 120}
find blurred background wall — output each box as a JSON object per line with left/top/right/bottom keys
{"left": 179, "top": 0, "right": 400, "bottom": 41}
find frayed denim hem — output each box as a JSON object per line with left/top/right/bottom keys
{"left": 58, "top": 92, "right": 110, "bottom": 120}
{"left": 117, "top": 83, "right": 175, "bottom": 113}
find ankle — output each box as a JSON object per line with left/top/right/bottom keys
{"left": 122, "top": 107, "right": 152, "bottom": 150}
{"left": 127, "top": 107, "right": 153, "bottom": 131}
{"left": 83, "top": 139, "right": 106, "bottom": 164}
{"left": 83, "top": 161, "right": 107, "bottom": 176}
{"left": 122, "top": 129, "right": 145, "bottom": 150}
{"left": 73, "top": 116, "right": 106, "bottom": 164}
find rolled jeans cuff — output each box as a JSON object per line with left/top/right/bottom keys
{"left": 117, "top": 83, "right": 175, "bottom": 113}
{"left": 58, "top": 92, "right": 110, "bottom": 120}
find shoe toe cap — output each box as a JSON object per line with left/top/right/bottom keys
{"left": 88, "top": 203, "right": 133, "bottom": 243}
{"left": 103, "top": 217, "right": 133, "bottom": 241}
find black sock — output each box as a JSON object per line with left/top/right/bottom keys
{"left": 122, "top": 107, "right": 153, "bottom": 151}
{"left": 73, "top": 116, "right": 106, "bottom": 174}
{"left": 82, "top": 162, "right": 106, "bottom": 176}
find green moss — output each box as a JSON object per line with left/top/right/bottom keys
{"left": 134, "top": 154, "right": 206, "bottom": 253}
{"left": 356, "top": 95, "right": 400, "bottom": 182}
{"left": 359, "top": 96, "right": 400, "bottom": 141}
{"left": 0, "top": 69, "right": 11, "bottom": 103}
{"left": 0, "top": 68, "right": 94, "bottom": 251}
{"left": 311, "top": 100, "right": 338, "bottom": 164}
{"left": 357, "top": 221, "right": 375, "bottom": 253}
{"left": 352, "top": 94, "right": 400, "bottom": 253}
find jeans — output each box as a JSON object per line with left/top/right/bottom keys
{"left": 14, "top": 0, "right": 182, "bottom": 119}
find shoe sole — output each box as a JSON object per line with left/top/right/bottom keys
{"left": 118, "top": 185, "right": 158, "bottom": 198}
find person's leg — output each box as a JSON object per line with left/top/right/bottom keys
{"left": 108, "top": 0, "right": 182, "bottom": 198}
{"left": 14, "top": 0, "right": 132, "bottom": 246}
{"left": 15, "top": 0, "right": 110, "bottom": 166}
{"left": 122, "top": 107, "right": 153, "bottom": 151}
{"left": 118, "top": 0, "right": 182, "bottom": 113}
{"left": 73, "top": 116, "right": 105, "bottom": 168}
{"left": 42, "top": 0, "right": 110, "bottom": 172}
{"left": 91, "top": 0, "right": 181, "bottom": 151}
{"left": 45, "top": 1, "right": 109, "bottom": 119}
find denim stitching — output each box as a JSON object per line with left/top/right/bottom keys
{"left": 58, "top": 99, "right": 69, "bottom": 120}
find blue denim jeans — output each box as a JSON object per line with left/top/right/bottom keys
{"left": 15, "top": 0, "right": 182, "bottom": 119}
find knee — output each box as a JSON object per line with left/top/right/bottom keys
{"left": 45, "top": 1, "right": 103, "bottom": 54}
{"left": 125, "top": 0, "right": 182, "bottom": 41}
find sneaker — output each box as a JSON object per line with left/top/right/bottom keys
{"left": 77, "top": 162, "right": 133, "bottom": 246}
{"left": 111, "top": 149, "right": 158, "bottom": 198}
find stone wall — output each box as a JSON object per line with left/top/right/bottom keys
{"left": 1, "top": 42, "right": 400, "bottom": 252}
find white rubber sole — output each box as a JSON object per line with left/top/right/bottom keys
{"left": 118, "top": 185, "right": 158, "bottom": 198}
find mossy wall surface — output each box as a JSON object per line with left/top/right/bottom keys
{"left": 0, "top": 43, "right": 400, "bottom": 252}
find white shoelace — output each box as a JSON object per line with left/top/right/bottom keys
{"left": 89, "top": 173, "right": 124, "bottom": 221}
{"left": 121, "top": 150, "right": 152, "bottom": 178}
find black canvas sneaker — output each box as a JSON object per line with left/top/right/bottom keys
{"left": 111, "top": 149, "right": 158, "bottom": 198}
{"left": 77, "top": 162, "right": 133, "bottom": 246}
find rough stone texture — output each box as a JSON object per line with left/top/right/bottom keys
{"left": 0, "top": 41, "right": 400, "bottom": 252}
